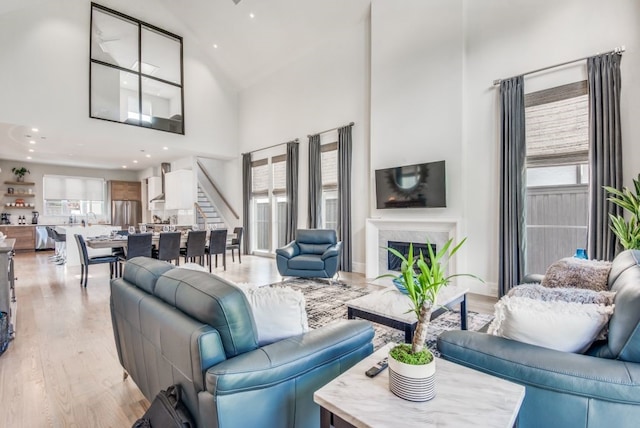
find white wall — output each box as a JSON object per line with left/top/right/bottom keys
{"left": 367, "top": 0, "right": 640, "bottom": 296}
{"left": 0, "top": 159, "right": 139, "bottom": 224}
{"left": 238, "top": 16, "right": 371, "bottom": 271}
{"left": 0, "top": 0, "right": 239, "bottom": 163}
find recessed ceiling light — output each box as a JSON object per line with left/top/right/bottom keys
{"left": 213, "top": 44, "right": 218, "bottom": 49}
{"left": 31, "top": 128, "right": 38, "bottom": 132}
{"left": 122, "top": 165, "right": 127, "bottom": 168}
{"left": 249, "top": 12, "right": 255, "bottom": 18}
{"left": 163, "top": 146, "right": 168, "bottom": 150}
{"left": 28, "top": 149, "right": 34, "bottom": 153}
{"left": 133, "top": 160, "right": 138, "bottom": 164}
{"left": 145, "top": 154, "right": 151, "bottom": 158}
{"left": 26, "top": 156, "right": 32, "bottom": 160}
{"left": 29, "top": 140, "right": 36, "bottom": 144}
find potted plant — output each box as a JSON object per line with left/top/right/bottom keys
{"left": 604, "top": 175, "right": 640, "bottom": 250}
{"left": 11, "top": 167, "right": 30, "bottom": 182}
{"left": 379, "top": 237, "right": 481, "bottom": 401}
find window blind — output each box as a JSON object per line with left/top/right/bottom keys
{"left": 43, "top": 175, "right": 105, "bottom": 200}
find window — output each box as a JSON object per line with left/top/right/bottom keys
{"left": 90, "top": 4, "right": 184, "bottom": 134}
{"left": 321, "top": 143, "right": 338, "bottom": 231}
{"left": 250, "top": 155, "right": 288, "bottom": 253}
{"left": 43, "top": 175, "right": 106, "bottom": 218}
{"left": 525, "top": 81, "right": 589, "bottom": 274}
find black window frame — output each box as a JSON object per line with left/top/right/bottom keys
{"left": 89, "top": 2, "right": 185, "bottom": 135}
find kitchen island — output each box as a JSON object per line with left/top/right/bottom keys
{"left": 55, "top": 225, "right": 121, "bottom": 267}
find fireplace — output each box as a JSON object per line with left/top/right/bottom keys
{"left": 387, "top": 241, "right": 436, "bottom": 272}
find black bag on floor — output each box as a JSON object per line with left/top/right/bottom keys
{"left": 0, "top": 311, "right": 10, "bottom": 356}
{"left": 132, "top": 385, "right": 195, "bottom": 428}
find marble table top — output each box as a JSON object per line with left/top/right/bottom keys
{"left": 346, "top": 285, "right": 468, "bottom": 324}
{"left": 314, "top": 344, "right": 525, "bottom": 428}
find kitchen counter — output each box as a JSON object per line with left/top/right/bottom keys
{"left": 55, "top": 225, "right": 121, "bottom": 267}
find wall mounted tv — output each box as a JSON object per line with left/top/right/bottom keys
{"left": 375, "top": 160, "right": 446, "bottom": 209}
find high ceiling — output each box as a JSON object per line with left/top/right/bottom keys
{"left": 0, "top": 0, "right": 372, "bottom": 171}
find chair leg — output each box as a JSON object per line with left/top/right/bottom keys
{"left": 79, "top": 264, "right": 84, "bottom": 285}
{"left": 83, "top": 266, "right": 88, "bottom": 288}
{"left": 223, "top": 253, "right": 226, "bottom": 271}
{"left": 231, "top": 249, "right": 234, "bottom": 262}
{"left": 208, "top": 254, "right": 212, "bottom": 273}
{"left": 238, "top": 248, "right": 241, "bottom": 264}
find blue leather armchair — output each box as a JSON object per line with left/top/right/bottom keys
{"left": 276, "top": 229, "right": 342, "bottom": 279}
{"left": 438, "top": 250, "right": 640, "bottom": 428}
{"left": 111, "top": 257, "right": 373, "bottom": 428}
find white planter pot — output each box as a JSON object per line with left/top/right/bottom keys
{"left": 388, "top": 351, "right": 436, "bottom": 402}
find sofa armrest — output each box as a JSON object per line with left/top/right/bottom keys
{"left": 522, "top": 273, "right": 545, "bottom": 284}
{"left": 321, "top": 242, "right": 342, "bottom": 260}
{"left": 275, "top": 241, "right": 300, "bottom": 259}
{"left": 437, "top": 331, "right": 640, "bottom": 404}
{"left": 205, "top": 319, "right": 373, "bottom": 396}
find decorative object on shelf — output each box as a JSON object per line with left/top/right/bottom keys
{"left": 11, "top": 167, "right": 30, "bottom": 183}
{"left": 6, "top": 188, "right": 13, "bottom": 195}
{"left": 378, "top": 238, "right": 482, "bottom": 401}
{"left": 604, "top": 175, "right": 640, "bottom": 250}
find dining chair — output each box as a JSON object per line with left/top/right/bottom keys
{"left": 74, "top": 234, "right": 119, "bottom": 287}
{"left": 112, "top": 229, "right": 129, "bottom": 259}
{"left": 117, "top": 233, "right": 153, "bottom": 276}
{"left": 227, "top": 226, "right": 243, "bottom": 264}
{"left": 206, "top": 229, "right": 228, "bottom": 272}
{"left": 180, "top": 230, "right": 207, "bottom": 266}
{"left": 153, "top": 232, "right": 181, "bottom": 265}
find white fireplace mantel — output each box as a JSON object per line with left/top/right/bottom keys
{"left": 365, "top": 217, "right": 460, "bottom": 279}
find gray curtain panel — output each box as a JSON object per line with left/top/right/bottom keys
{"left": 338, "top": 124, "right": 353, "bottom": 272}
{"left": 308, "top": 134, "right": 322, "bottom": 228}
{"left": 285, "top": 141, "right": 299, "bottom": 243}
{"left": 242, "top": 153, "right": 252, "bottom": 255}
{"left": 499, "top": 76, "right": 526, "bottom": 297}
{"left": 587, "top": 53, "right": 623, "bottom": 261}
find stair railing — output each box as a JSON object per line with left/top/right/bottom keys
{"left": 196, "top": 160, "right": 239, "bottom": 220}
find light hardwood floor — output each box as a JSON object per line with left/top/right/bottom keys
{"left": 1, "top": 250, "right": 496, "bottom": 427}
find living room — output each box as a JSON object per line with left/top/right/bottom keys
{"left": 1, "top": 0, "right": 640, "bottom": 426}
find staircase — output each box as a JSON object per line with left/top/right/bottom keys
{"left": 196, "top": 186, "right": 226, "bottom": 230}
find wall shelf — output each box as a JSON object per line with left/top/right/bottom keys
{"left": 4, "top": 181, "right": 35, "bottom": 186}
{"left": 4, "top": 194, "right": 35, "bottom": 197}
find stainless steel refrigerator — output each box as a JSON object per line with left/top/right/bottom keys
{"left": 111, "top": 200, "right": 142, "bottom": 229}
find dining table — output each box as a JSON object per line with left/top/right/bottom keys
{"left": 85, "top": 231, "right": 235, "bottom": 250}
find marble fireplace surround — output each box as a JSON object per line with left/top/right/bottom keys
{"left": 365, "top": 218, "right": 459, "bottom": 280}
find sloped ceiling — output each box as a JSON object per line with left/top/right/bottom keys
{"left": 0, "top": 0, "right": 371, "bottom": 170}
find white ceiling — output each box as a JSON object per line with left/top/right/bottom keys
{"left": 0, "top": 0, "right": 372, "bottom": 171}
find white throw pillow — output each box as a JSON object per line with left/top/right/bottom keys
{"left": 488, "top": 296, "right": 614, "bottom": 353}
{"left": 234, "top": 284, "right": 309, "bottom": 346}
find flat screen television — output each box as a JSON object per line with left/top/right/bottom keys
{"left": 375, "top": 160, "right": 446, "bottom": 209}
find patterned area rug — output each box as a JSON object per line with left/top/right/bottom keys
{"left": 271, "top": 278, "right": 493, "bottom": 354}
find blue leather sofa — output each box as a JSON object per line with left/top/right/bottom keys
{"left": 110, "top": 257, "right": 373, "bottom": 427}
{"left": 276, "top": 229, "right": 342, "bottom": 279}
{"left": 437, "top": 250, "right": 640, "bottom": 428}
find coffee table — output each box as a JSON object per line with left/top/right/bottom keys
{"left": 347, "top": 285, "right": 468, "bottom": 343}
{"left": 314, "top": 344, "right": 525, "bottom": 428}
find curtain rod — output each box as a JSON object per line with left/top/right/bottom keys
{"left": 492, "top": 46, "right": 625, "bottom": 86}
{"left": 241, "top": 138, "right": 299, "bottom": 156}
{"left": 307, "top": 121, "right": 354, "bottom": 138}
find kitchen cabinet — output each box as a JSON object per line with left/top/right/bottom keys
{"left": 165, "top": 170, "right": 194, "bottom": 210}
{"left": 0, "top": 226, "right": 35, "bottom": 251}
{"left": 110, "top": 180, "right": 141, "bottom": 201}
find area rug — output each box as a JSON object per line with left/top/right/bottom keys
{"left": 270, "top": 277, "right": 493, "bottom": 354}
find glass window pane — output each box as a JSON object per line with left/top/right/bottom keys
{"left": 276, "top": 199, "right": 287, "bottom": 247}
{"left": 141, "top": 26, "right": 181, "bottom": 84}
{"left": 141, "top": 78, "right": 183, "bottom": 133}
{"left": 527, "top": 165, "right": 579, "bottom": 187}
{"left": 255, "top": 201, "right": 270, "bottom": 251}
{"left": 91, "top": 63, "right": 139, "bottom": 123}
{"left": 91, "top": 8, "right": 139, "bottom": 69}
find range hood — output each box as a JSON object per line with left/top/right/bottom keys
{"left": 150, "top": 163, "right": 171, "bottom": 202}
